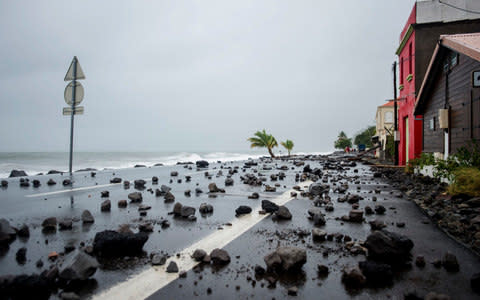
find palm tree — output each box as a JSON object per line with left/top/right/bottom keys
{"left": 281, "top": 140, "right": 294, "bottom": 156}
{"left": 247, "top": 130, "right": 278, "bottom": 158}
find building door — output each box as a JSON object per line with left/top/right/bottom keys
{"left": 405, "top": 117, "right": 409, "bottom": 164}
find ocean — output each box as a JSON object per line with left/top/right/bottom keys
{"left": 0, "top": 151, "right": 331, "bottom": 179}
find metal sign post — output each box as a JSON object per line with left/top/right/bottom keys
{"left": 64, "top": 56, "right": 86, "bottom": 176}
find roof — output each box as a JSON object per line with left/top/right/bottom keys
{"left": 381, "top": 101, "right": 395, "bottom": 107}
{"left": 414, "top": 32, "right": 480, "bottom": 115}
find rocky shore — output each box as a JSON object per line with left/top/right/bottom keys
{"left": 0, "top": 154, "right": 479, "bottom": 299}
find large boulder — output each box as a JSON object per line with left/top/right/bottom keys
{"left": 364, "top": 230, "right": 414, "bottom": 263}
{"left": 261, "top": 200, "right": 279, "bottom": 213}
{"left": 264, "top": 246, "right": 307, "bottom": 271}
{"left": 308, "top": 183, "right": 329, "bottom": 196}
{"left": 210, "top": 248, "right": 231, "bottom": 265}
{"left": 81, "top": 210, "right": 94, "bottom": 224}
{"left": 9, "top": 170, "right": 27, "bottom": 178}
{"left": 128, "top": 192, "right": 142, "bottom": 203}
{"left": 275, "top": 206, "right": 292, "bottom": 220}
{"left": 164, "top": 192, "right": 175, "bottom": 202}
{"left": 181, "top": 206, "right": 196, "bottom": 218}
{"left": 358, "top": 260, "right": 393, "bottom": 286}
{"left": 342, "top": 266, "right": 366, "bottom": 288}
{"left": 196, "top": 160, "right": 209, "bottom": 168}
{"left": 93, "top": 230, "right": 149, "bottom": 257}
{"left": 0, "top": 219, "right": 17, "bottom": 245}
{"left": 235, "top": 206, "right": 252, "bottom": 216}
{"left": 59, "top": 250, "right": 99, "bottom": 280}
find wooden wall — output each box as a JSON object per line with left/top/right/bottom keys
{"left": 421, "top": 50, "right": 480, "bottom": 154}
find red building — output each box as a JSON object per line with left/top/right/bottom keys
{"left": 395, "top": 1, "right": 480, "bottom": 165}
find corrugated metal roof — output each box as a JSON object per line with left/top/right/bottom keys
{"left": 441, "top": 32, "right": 480, "bottom": 61}
{"left": 414, "top": 32, "right": 480, "bottom": 115}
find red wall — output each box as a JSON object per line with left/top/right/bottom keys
{"left": 397, "top": 3, "right": 423, "bottom": 165}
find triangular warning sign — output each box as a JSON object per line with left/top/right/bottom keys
{"left": 64, "top": 56, "right": 85, "bottom": 81}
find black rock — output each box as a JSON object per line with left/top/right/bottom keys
{"left": 128, "top": 192, "right": 143, "bottom": 203}
{"left": 210, "top": 248, "right": 231, "bottom": 265}
{"left": 93, "top": 230, "right": 149, "bottom": 257}
{"left": 196, "top": 160, "right": 209, "bottom": 168}
{"left": 254, "top": 265, "right": 266, "bottom": 275}
{"left": 17, "top": 224, "right": 29, "bottom": 238}
{"left": 358, "top": 260, "right": 393, "bottom": 286}
{"left": 261, "top": 200, "right": 279, "bottom": 213}
{"left": 100, "top": 191, "right": 109, "bottom": 198}
{"left": 47, "top": 179, "right": 56, "bottom": 186}
{"left": 110, "top": 177, "right": 122, "bottom": 183}
{"left": 62, "top": 179, "right": 72, "bottom": 186}
{"left": 9, "top": 170, "right": 27, "bottom": 178}
{"left": 275, "top": 206, "right": 292, "bottom": 220}
{"left": 134, "top": 179, "right": 146, "bottom": 189}
{"left": 364, "top": 230, "right": 414, "bottom": 264}
{"left": 32, "top": 180, "right": 41, "bottom": 187}
{"left": 248, "top": 192, "right": 260, "bottom": 199}
{"left": 16, "top": 247, "right": 27, "bottom": 264}
{"left": 442, "top": 252, "right": 459, "bottom": 272}
{"left": 235, "top": 206, "right": 252, "bottom": 216}
{"left": 59, "top": 250, "right": 99, "bottom": 280}
{"left": 1, "top": 180, "right": 8, "bottom": 187}
{"left": 166, "top": 261, "right": 179, "bottom": 273}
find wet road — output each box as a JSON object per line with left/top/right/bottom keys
{"left": 1, "top": 156, "right": 479, "bottom": 299}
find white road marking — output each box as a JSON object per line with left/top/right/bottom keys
{"left": 25, "top": 183, "right": 121, "bottom": 198}
{"left": 91, "top": 181, "right": 312, "bottom": 300}
{"left": 25, "top": 178, "right": 153, "bottom": 198}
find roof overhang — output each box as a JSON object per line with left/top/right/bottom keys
{"left": 396, "top": 25, "right": 414, "bottom": 55}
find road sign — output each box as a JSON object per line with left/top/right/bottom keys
{"left": 64, "top": 56, "right": 85, "bottom": 81}
{"left": 63, "top": 106, "right": 84, "bottom": 116}
{"left": 64, "top": 81, "right": 84, "bottom": 105}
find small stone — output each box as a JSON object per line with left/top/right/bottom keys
{"left": 101, "top": 200, "right": 111, "bottom": 212}
{"left": 151, "top": 254, "right": 166, "bottom": 266}
{"left": 415, "top": 255, "right": 426, "bottom": 268}
{"left": 192, "top": 249, "right": 207, "bottom": 261}
{"left": 442, "top": 252, "right": 459, "bottom": 272}
{"left": 81, "top": 210, "right": 94, "bottom": 223}
{"left": 166, "top": 261, "right": 179, "bottom": 273}
{"left": 118, "top": 200, "right": 128, "bottom": 208}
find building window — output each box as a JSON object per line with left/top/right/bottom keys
{"left": 385, "top": 111, "right": 393, "bottom": 123}
{"left": 444, "top": 51, "right": 459, "bottom": 72}
{"left": 408, "top": 43, "right": 412, "bottom": 74}
{"left": 400, "top": 58, "right": 404, "bottom": 85}
{"left": 430, "top": 117, "right": 436, "bottom": 130}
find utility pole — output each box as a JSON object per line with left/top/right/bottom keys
{"left": 393, "top": 61, "right": 399, "bottom": 166}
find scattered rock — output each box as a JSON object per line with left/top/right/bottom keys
{"left": 261, "top": 200, "right": 279, "bottom": 213}
{"left": 128, "top": 192, "right": 142, "bottom": 203}
{"left": 151, "top": 254, "right": 166, "bottom": 266}
{"left": 442, "top": 252, "right": 459, "bottom": 272}
{"left": 101, "top": 200, "right": 111, "bottom": 212}
{"left": 364, "top": 230, "right": 414, "bottom": 264}
{"left": 17, "top": 224, "right": 29, "bottom": 238}
{"left": 358, "top": 260, "right": 393, "bottom": 286}
{"left": 100, "top": 191, "right": 109, "bottom": 198}
{"left": 312, "top": 228, "right": 327, "bottom": 241}
{"left": 41, "top": 217, "right": 57, "bottom": 231}
{"left": 264, "top": 246, "right": 306, "bottom": 271}
{"left": 348, "top": 210, "right": 364, "bottom": 223}
{"left": 225, "top": 178, "right": 234, "bottom": 186}
{"left": 16, "top": 247, "right": 27, "bottom": 264}
{"left": 275, "top": 206, "right": 292, "bottom": 220}
{"left": 235, "top": 206, "right": 252, "bottom": 216}
{"left": 166, "top": 261, "right": 179, "bottom": 273}
{"left": 93, "top": 230, "right": 149, "bottom": 257}
{"left": 59, "top": 250, "right": 99, "bottom": 280}
{"left": 341, "top": 266, "right": 366, "bottom": 288}
{"left": 9, "top": 170, "right": 27, "bottom": 177}
{"left": 210, "top": 248, "right": 231, "bottom": 265}
{"left": 81, "top": 210, "right": 94, "bottom": 223}
{"left": 192, "top": 249, "right": 207, "bottom": 261}
{"left": 164, "top": 191, "right": 175, "bottom": 202}
{"left": 118, "top": 200, "right": 128, "bottom": 208}
{"left": 199, "top": 203, "right": 214, "bottom": 214}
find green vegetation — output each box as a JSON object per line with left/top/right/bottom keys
{"left": 334, "top": 131, "right": 352, "bottom": 150}
{"left": 353, "top": 126, "right": 376, "bottom": 148}
{"left": 448, "top": 167, "right": 480, "bottom": 197}
{"left": 408, "top": 141, "right": 480, "bottom": 196}
{"left": 247, "top": 130, "right": 278, "bottom": 158}
{"left": 280, "top": 140, "right": 294, "bottom": 156}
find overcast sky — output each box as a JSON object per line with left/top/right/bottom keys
{"left": 0, "top": 0, "right": 415, "bottom": 153}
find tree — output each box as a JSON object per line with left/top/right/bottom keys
{"left": 280, "top": 140, "right": 294, "bottom": 156}
{"left": 354, "top": 126, "right": 376, "bottom": 148}
{"left": 334, "top": 131, "right": 352, "bottom": 149}
{"left": 247, "top": 130, "right": 278, "bottom": 158}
